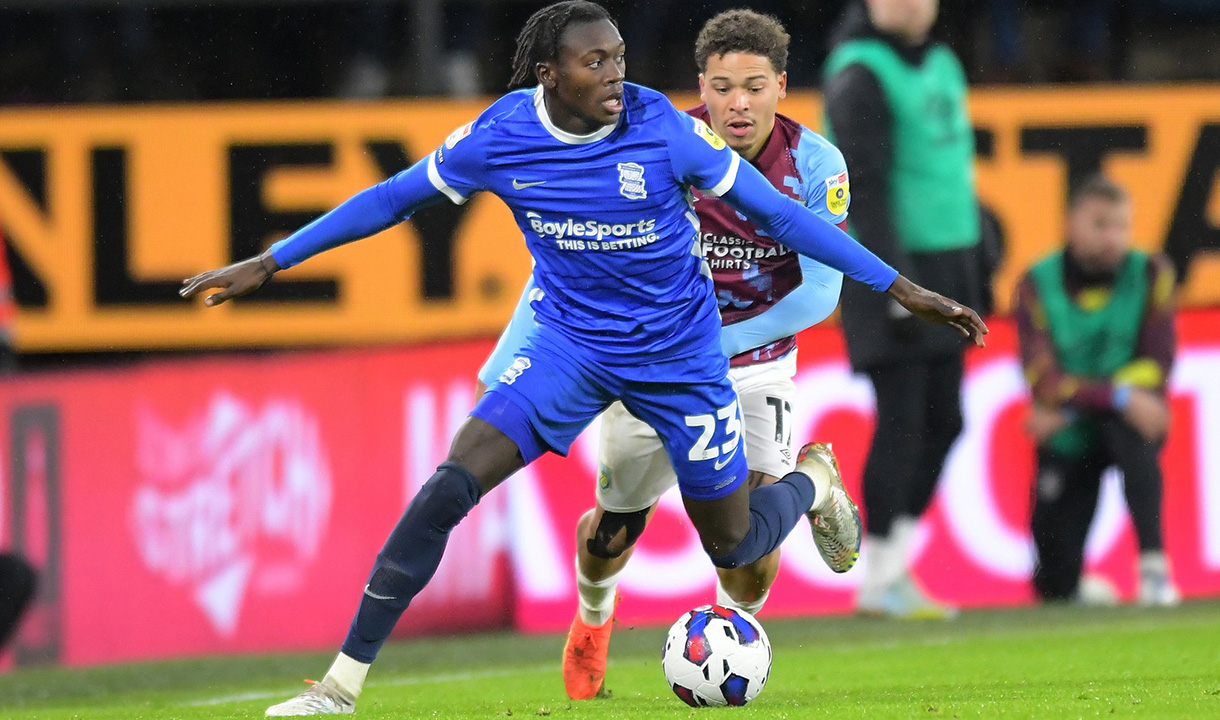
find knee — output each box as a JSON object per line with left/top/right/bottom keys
{"left": 585, "top": 507, "right": 650, "bottom": 560}
{"left": 705, "top": 527, "right": 750, "bottom": 569}
{"left": 418, "top": 463, "right": 481, "bottom": 532}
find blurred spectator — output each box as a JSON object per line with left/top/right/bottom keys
{"left": 1016, "top": 175, "right": 1180, "bottom": 607}
{"left": 339, "top": 1, "right": 487, "bottom": 99}
{"left": 986, "top": 0, "right": 1117, "bottom": 82}
{"left": 340, "top": 1, "right": 396, "bottom": 98}
{"left": 822, "top": 0, "right": 990, "bottom": 619}
{"left": 0, "top": 553, "right": 36, "bottom": 653}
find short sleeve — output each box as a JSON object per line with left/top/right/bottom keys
{"left": 427, "top": 120, "right": 490, "bottom": 205}
{"left": 797, "top": 129, "right": 850, "bottom": 226}
{"left": 665, "top": 108, "right": 741, "bottom": 197}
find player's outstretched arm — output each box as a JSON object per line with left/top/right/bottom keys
{"left": 885, "top": 275, "right": 988, "bottom": 347}
{"left": 180, "top": 158, "right": 445, "bottom": 306}
{"left": 720, "top": 160, "right": 987, "bottom": 346}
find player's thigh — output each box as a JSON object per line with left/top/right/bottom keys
{"left": 597, "top": 401, "right": 677, "bottom": 513}
{"left": 621, "top": 374, "right": 749, "bottom": 505}
{"left": 471, "top": 328, "right": 614, "bottom": 466}
{"left": 622, "top": 376, "right": 751, "bottom": 553}
{"left": 735, "top": 369, "right": 798, "bottom": 481}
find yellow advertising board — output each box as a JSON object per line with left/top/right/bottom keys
{"left": 0, "top": 85, "right": 1217, "bottom": 351}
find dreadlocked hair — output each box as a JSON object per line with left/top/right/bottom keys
{"left": 509, "top": 1, "right": 615, "bottom": 89}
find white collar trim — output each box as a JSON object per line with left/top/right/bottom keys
{"left": 533, "top": 85, "right": 619, "bottom": 144}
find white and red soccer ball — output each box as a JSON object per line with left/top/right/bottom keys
{"left": 661, "top": 604, "right": 772, "bottom": 707}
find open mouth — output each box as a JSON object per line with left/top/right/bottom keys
{"left": 602, "top": 94, "right": 623, "bottom": 114}
{"left": 725, "top": 119, "right": 753, "bottom": 138}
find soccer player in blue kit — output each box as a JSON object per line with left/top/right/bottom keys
{"left": 180, "top": 2, "right": 986, "bottom": 714}
{"left": 475, "top": 9, "right": 868, "bottom": 700}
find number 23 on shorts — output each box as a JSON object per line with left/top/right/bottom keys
{"left": 685, "top": 400, "right": 742, "bottom": 471}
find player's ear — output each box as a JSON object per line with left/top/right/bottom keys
{"left": 537, "top": 61, "right": 558, "bottom": 89}
{"left": 698, "top": 73, "right": 707, "bottom": 101}
{"left": 777, "top": 71, "right": 788, "bottom": 99}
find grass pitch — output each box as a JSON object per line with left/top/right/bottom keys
{"left": 3, "top": 601, "right": 1219, "bottom": 719}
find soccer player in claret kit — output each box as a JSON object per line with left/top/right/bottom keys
{"left": 180, "top": 2, "right": 986, "bottom": 715}
{"left": 477, "top": 9, "right": 862, "bottom": 700}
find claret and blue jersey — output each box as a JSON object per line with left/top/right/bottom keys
{"left": 428, "top": 83, "right": 741, "bottom": 362}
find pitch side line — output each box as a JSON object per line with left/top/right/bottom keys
{"left": 184, "top": 663, "right": 557, "bottom": 707}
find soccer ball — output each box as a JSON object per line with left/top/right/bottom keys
{"left": 661, "top": 604, "right": 772, "bottom": 707}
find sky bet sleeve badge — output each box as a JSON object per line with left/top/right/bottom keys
{"left": 824, "top": 171, "right": 849, "bottom": 216}
{"left": 693, "top": 118, "right": 727, "bottom": 150}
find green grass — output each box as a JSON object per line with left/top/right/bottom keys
{"left": 4, "top": 602, "right": 1220, "bottom": 719}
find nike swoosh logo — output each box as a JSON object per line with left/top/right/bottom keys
{"left": 713, "top": 452, "right": 735, "bottom": 471}
{"left": 363, "top": 584, "right": 396, "bottom": 601}
{"left": 512, "top": 179, "right": 546, "bottom": 190}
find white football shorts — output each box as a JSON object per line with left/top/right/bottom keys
{"left": 596, "top": 352, "right": 798, "bottom": 513}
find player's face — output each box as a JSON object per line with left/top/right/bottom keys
{"left": 540, "top": 19, "right": 626, "bottom": 134}
{"left": 865, "top": 0, "right": 938, "bottom": 43}
{"left": 699, "top": 52, "right": 787, "bottom": 161}
{"left": 1066, "top": 196, "right": 1132, "bottom": 274}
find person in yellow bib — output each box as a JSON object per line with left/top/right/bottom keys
{"left": 1016, "top": 175, "right": 1179, "bottom": 607}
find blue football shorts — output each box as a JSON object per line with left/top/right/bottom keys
{"left": 470, "top": 323, "right": 748, "bottom": 502}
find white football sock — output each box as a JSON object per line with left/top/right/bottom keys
{"left": 324, "top": 652, "right": 370, "bottom": 699}
{"left": 857, "top": 533, "right": 905, "bottom": 604}
{"left": 1139, "top": 550, "right": 1169, "bottom": 576}
{"left": 889, "top": 515, "right": 919, "bottom": 568}
{"left": 801, "top": 458, "right": 834, "bottom": 514}
{"left": 576, "top": 558, "right": 620, "bottom": 627}
{"left": 716, "top": 578, "right": 769, "bottom": 618}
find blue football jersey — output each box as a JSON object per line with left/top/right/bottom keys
{"left": 428, "top": 83, "right": 743, "bottom": 364}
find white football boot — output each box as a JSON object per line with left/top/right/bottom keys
{"left": 858, "top": 573, "right": 959, "bottom": 620}
{"left": 1137, "top": 553, "right": 1181, "bottom": 608}
{"left": 797, "top": 442, "right": 862, "bottom": 573}
{"left": 266, "top": 678, "right": 356, "bottom": 716}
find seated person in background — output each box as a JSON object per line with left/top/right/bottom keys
{"left": 1015, "top": 174, "right": 1179, "bottom": 607}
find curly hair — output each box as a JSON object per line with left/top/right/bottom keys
{"left": 509, "top": 1, "right": 616, "bottom": 89}
{"left": 694, "top": 9, "right": 790, "bottom": 74}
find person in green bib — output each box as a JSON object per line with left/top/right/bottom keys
{"left": 1016, "top": 175, "right": 1179, "bottom": 607}
{"left": 822, "top": 0, "right": 992, "bottom": 619}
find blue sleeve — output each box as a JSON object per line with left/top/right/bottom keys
{"left": 718, "top": 255, "right": 843, "bottom": 357}
{"left": 796, "top": 129, "right": 851, "bottom": 226}
{"left": 477, "top": 275, "right": 537, "bottom": 386}
{"left": 269, "top": 158, "right": 443, "bottom": 268}
{"left": 270, "top": 120, "right": 489, "bottom": 269}
{"left": 664, "top": 106, "right": 742, "bottom": 197}
{"left": 719, "top": 160, "right": 897, "bottom": 292}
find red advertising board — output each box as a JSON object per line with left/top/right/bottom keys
{"left": 1, "top": 311, "right": 1218, "bottom": 666}
{"left": 0, "top": 347, "right": 512, "bottom": 666}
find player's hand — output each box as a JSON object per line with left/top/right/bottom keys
{"left": 180, "top": 252, "right": 280, "bottom": 307}
{"left": 1026, "top": 404, "right": 1071, "bottom": 444}
{"left": 886, "top": 275, "right": 988, "bottom": 347}
{"left": 1122, "top": 387, "right": 1170, "bottom": 443}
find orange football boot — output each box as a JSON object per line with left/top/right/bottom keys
{"left": 562, "top": 612, "right": 614, "bottom": 699}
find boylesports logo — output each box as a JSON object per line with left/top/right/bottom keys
{"left": 525, "top": 212, "right": 660, "bottom": 251}
{"left": 825, "top": 171, "right": 849, "bottom": 215}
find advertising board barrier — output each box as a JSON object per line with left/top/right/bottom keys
{"left": 1, "top": 85, "right": 1218, "bottom": 351}
{"left": 1, "top": 312, "right": 1218, "bottom": 664}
